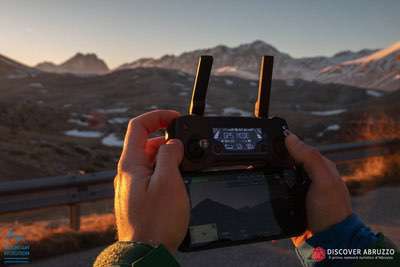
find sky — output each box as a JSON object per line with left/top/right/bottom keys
{"left": 0, "top": 0, "right": 399, "bottom": 69}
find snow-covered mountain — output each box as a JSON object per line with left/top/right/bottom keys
{"left": 36, "top": 53, "right": 109, "bottom": 75}
{"left": 0, "top": 54, "right": 38, "bottom": 79}
{"left": 119, "top": 41, "right": 292, "bottom": 80}
{"left": 317, "top": 42, "right": 400, "bottom": 91}
{"left": 118, "top": 40, "right": 400, "bottom": 91}
{"left": 118, "top": 40, "right": 378, "bottom": 80}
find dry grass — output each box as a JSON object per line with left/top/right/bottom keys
{"left": 0, "top": 213, "right": 116, "bottom": 259}
{"left": 343, "top": 113, "right": 400, "bottom": 194}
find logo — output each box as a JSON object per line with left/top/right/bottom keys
{"left": 2, "top": 229, "right": 31, "bottom": 265}
{"left": 311, "top": 246, "right": 326, "bottom": 262}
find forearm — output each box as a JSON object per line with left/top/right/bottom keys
{"left": 93, "top": 242, "right": 180, "bottom": 267}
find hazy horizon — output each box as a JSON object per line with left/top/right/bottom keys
{"left": 1, "top": 0, "right": 399, "bottom": 68}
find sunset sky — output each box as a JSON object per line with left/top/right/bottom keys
{"left": 1, "top": 0, "right": 399, "bottom": 68}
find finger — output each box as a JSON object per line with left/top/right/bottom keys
{"left": 145, "top": 136, "right": 167, "bottom": 164}
{"left": 123, "top": 110, "right": 179, "bottom": 156}
{"left": 149, "top": 139, "right": 184, "bottom": 189}
{"left": 285, "top": 132, "right": 332, "bottom": 182}
{"left": 119, "top": 110, "right": 180, "bottom": 172}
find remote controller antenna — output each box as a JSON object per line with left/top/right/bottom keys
{"left": 189, "top": 55, "right": 213, "bottom": 116}
{"left": 254, "top": 55, "right": 274, "bottom": 118}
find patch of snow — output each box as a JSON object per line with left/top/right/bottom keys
{"left": 7, "top": 73, "right": 28, "bottom": 79}
{"left": 217, "top": 66, "right": 238, "bottom": 73}
{"left": 285, "top": 79, "right": 295, "bottom": 86}
{"left": 108, "top": 117, "right": 130, "bottom": 124}
{"left": 177, "top": 71, "right": 187, "bottom": 76}
{"left": 82, "top": 114, "right": 94, "bottom": 119}
{"left": 223, "top": 107, "right": 252, "bottom": 117}
{"left": 68, "top": 119, "right": 89, "bottom": 127}
{"left": 224, "top": 79, "right": 234, "bottom": 86}
{"left": 149, "top": 105, "right": 158, "bottom": 109}
{"left": 326, "top": 124, "right": 340, "bottom": 131}
{"left": 249, "top": 81, "right": 257, "bottom": 87}
{"left": 64, "top": 129, "right": 102, "bottom": 138}
{"left": 311, "top": 109, "right": 347, "bottom": 116}
{"left": 366, "top": 90, "right": 383, "bottom": 97}
{"left": 216, "top": 66, "right": 257, "bottom": 80}
{"left": 343, "top": 41, "right": 400, "bottom": 65}
{"left": 29, "top": 82, "right": 44, "bottom": 88}
{"left": 317, "top": 124, "right": 340, "bottom": 137}
{"left": 96, "top": 107, "right": 129, "bottom": 114}
{"left": 173, "top": 82, "right": 185, "bottom": 87}
{"left": 102, "top": 133, "right": 123, "bottom": 147}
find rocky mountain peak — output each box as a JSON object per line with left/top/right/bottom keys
{"left": 36, "top": 53, "right": 109, "bottom": 75}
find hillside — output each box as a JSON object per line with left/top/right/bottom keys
{"left": 0, "top": 54, "right": 38, "bottom": 78}
{"left": 0, "top": 66, "right": 397, "bottom": 180}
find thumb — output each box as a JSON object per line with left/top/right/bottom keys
{"left": 284, "top": 131, "right": 326, "bottom": 180}
{"left": 150, "top": 139, "right": 184, "bottom": 186}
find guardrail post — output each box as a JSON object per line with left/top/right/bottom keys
{"left": 69, "top": 204, "right": 81, "bottom": 231}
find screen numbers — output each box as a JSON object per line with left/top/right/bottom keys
{"left": 212, "top": 128, "right": 263, "bottom": 151}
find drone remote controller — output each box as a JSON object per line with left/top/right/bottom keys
{"left": 166, "top": 55, "right": 310, "bottom": 251}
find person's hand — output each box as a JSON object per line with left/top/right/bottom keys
{"left": 114, "top": 110, "right": 189, "bottom": 252}
{"left": 284, "top": 131, "right": 352, "bottom": 247}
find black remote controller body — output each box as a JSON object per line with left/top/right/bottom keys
{"left": 165, "top": 55, "right": 310, "bottom": 251}
{"left": 167, "top": 116, "right": 291, "bottom": 172}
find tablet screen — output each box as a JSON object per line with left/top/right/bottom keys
{"left": 185, "top": 171, "right": 281, "bottom": 247}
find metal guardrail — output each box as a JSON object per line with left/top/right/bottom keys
{"left": 0, "top": 139, "right": 399, "bottom": 230}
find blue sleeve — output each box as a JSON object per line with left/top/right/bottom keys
{"left": 296, "top": 213, "right": 378, "bottom": 267}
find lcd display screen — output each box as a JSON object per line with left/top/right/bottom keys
{"left": 212, "top": 128, "right": 263, "bottom": 151}
{"left": 185, "top": 171, "right": 281, "bottom": 246}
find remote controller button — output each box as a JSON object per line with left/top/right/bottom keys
{"left": 187, "top": 139, "right": 205, "bottom": 159}
{"left": 199, "top": 139, "right": 210, "bottom": 149}
{"left": 283, "top": 170, "right": 296, "bottom": 188}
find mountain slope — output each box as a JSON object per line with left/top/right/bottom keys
{"left": 317, "top": 42, "right": 400, "bottom": 91}
{"left": 36, "top": 53, "right": 109, "bottom": 75}
{"left": 0, "top": 54, "right": 38, "bottom": 78}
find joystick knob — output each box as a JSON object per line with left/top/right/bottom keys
{"left": 187, "top": 138, "right": 208, "bottom": 159}
{"left": 199, "top": 139, "right": 210, "bottom": 149}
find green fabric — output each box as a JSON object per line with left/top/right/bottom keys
{"left": 132, "top": 245, "right": 180, "bottom": 267}
{"left": 93, "top": 242, "right": 180, "bottom": 267}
